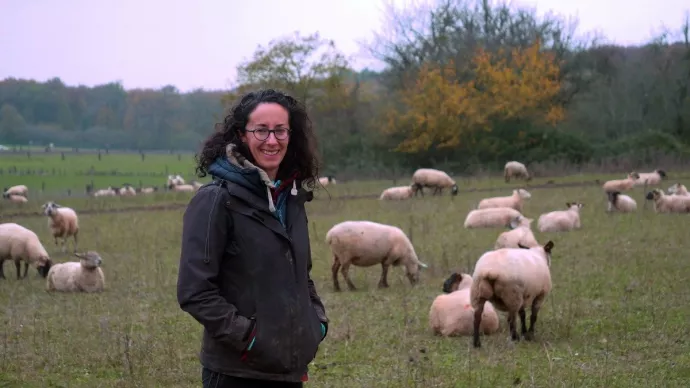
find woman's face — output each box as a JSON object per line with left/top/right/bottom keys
{"left": 241, "top": 102, "right": 290, "bottom": 180}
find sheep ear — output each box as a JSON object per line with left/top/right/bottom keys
{"left": 565, "top": 202, "right": 571, "bottom": 207}
{"left": 418, "top": 261, "right": 428, "bottom": 269}
{"left": 543, "top": 241, "right": 554, "bottom": 254}
{"left": 517, "top": 243, "right": 529, "bottom": 249}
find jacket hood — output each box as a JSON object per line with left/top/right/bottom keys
{"left": 207, "top": 143, "right": 297, "bottom": 212}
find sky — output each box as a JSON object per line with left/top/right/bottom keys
{"left": 1, "top": 0, "right": 688, "bottom": 92}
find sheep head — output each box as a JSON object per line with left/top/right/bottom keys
{"left": 628, "top": 172, "right": 640, "bottom": 180}
{"left": 451, "top": 184, "right": 459, "bottom": 196}
{"left": 36, "top": 257, "right": 52, "bottom": 278}
{"left": 542, "top": 240, "right": 555, "bottom": 267}
{"left": 442, "top": 272, "right": 462, "bottom": 293}
{"left": 646, "top": 189, "right": 663, "bottom": 201}
{"left": 517, "top": 188, "right": 531, "bottom": 199}
{"left": 657, "top": 169, "right": 667, "bottom": 178}
{"left": 75, "top": 251, "right": 103, "bottom": 269}
{"left": 41, "top": 201, "right": 59, "bottom": 216}
{"left": 566, "top": 202, "right": 584, "bottom": 211}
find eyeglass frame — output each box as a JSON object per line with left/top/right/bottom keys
{"left": 245, "top": 127, "right": 291, "bottom": 141}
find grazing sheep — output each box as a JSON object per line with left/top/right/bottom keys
{"left": 411, "top": 168, "right": 458, "bottom": 197}
{"left": 602, "top": 172, "right": 640, "bottom": 194}
{"left": 504, "top": 161, "right": 531, "bottom": 183}
{"left": 0, "top": 222, "right": 52, "bottom": 279}
{"left": 645, "top": 189, "right": 690, "bottom": 213}
{"left": 478, "top": 189, "right": 532, "bottom": 212}
{"left": 667, "top": 183, "right": 689, "bottom": 196}
{"left": 633, "top": 169, "right": 667, "bottom": 187}
{"left": 319, "top": 176, "right": 337, "bottom": 186}
{"left": 41, "top": 201, "right": 79, "bottom": 253}
{"left": 3, "top": 193, "right": 28, "bottom": 203}
{"left": 463, "top": 207, "right": 523, "bottom": 229}
{"left": 606, "top": 191, "right": 637, "bottom": 213}
{"left": 379, "top": 185, "right": 415, "bottom": 200}
{"left": 429, "top": 272, "right": 500, "bottom": 337}
{"left": 494, "top": 216, "right": 539, "bottom": 249}
{"left": 537, "top": 202, "right": 584, "bottom": 232}
{"left": 326, "top": 220, "right": 428, "bottom": 291}
{"left": 470, "top": 241, "right": 555, "bottom": 348}
{"left": 46, "top": 251, "right": 105, "bottom": 292}
{"left": 3, "top": 185, "right": 28, "bottom": 198}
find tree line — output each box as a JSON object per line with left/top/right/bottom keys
{"left": 2, "top": 0, "right": 689, "bottom": 178}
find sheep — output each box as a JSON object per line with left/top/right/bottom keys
{"left": 470, "top": 241, "right": 555, "bottom": 348}
{"left": 325, "top": 220, "right": 428, "bottom": 292}
{"left": 379, "top": 185, "right": 415, "bottom": 200}
{"left": 92, "top": 187, "right": 118, "bottom": 197}
{"left": 429, "top": 272, "right": 500, "bottom": 337}
{"left": 190, "top": 180, "right": 204, "bottom": 190}
{"left": 606, "top": 191, "right": 637, "bottom": 213}
{"left": 504, "top": 161, "right": 531, "bottom": 183}
{"left": 537, "top": 202, "right": 584, "bottom": 232}
{"left": 3, "top": 185, "right": 28, "bottom": 198}
{"left": 0, "top": 222, "right": 52, "bottom": 280}
{"left": 667, "top": 183, "right": 689, "bottom": 196}
{"left": 136, "top": 186, "right": 159, "bottom": 194}
{"left": 463, "top": 207, "right": 523, "bottom": 229}
{"left": 478, "top": 188, "right": 532, "bottom": 212}
{"left": 118, "top": 184, "right": 136, "bottom": 196}
{"left": 168, "top": 183, "right": 195, "bottom": 192}
{"left": 41, "top": 201, "right": 79, "bottom": 253}
{"left": 3, "top": 193, "right": 28, "bottom": 203}
{"left": 494, "top": 215, "right": 539, "bottom": 249}
{"left": 46, "top": 251, "right": 105, "bottom": 292}
{"left": 645, "top": 189, "right": 690, "bottom": 214}
{"left": 411, "top": 168, "right": 458, "bottom": 197}
{"left": 167, "top": 174, "right": 185, "bottom": 187}
{"left": 319, "top": 176, "right": 337, "bottom": 186}
{"left": 602, "top": 172, "right": 640, "bottom": 194}
{"left": 633, "top": 169, "right": 667, "bottom": 187}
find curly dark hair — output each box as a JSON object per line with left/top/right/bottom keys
{"left": 195, "top": 88, "right": 320, "bottom": 189}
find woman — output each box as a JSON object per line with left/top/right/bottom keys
{"left": 177, "top": 89, "right": 328, "bottom": 388}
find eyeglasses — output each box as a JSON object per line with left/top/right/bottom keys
{"left": 246, "top": 128, "right": 291, "bottom": 141}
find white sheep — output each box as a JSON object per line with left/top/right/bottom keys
{"left": 41, "top": 201, "right": 80, "bottom": 253}
{"left": 3, "top": 185, "right": 28, "bottom": 198}
{"left": 504, "top": 161, "right": 531, "bottom": 183}
{"left": 429, "top": 272, "right": 500, "bottom": 337}
{"left": 169, "top": 183, "right": 195, "bottom": 192}
{"left": 494, "top": 215, "right": 539, "bottom": 249}
{"left": 379, "top": 185, "right": 415, "bottom": 200}
{"left": 319, "top": 176, "right": 337, "bottom": 186}
{"left": 46, "top": 251, "right": 105, "bottom": 292}
{"left": 118, "top": 184, "right": 136, "bottom": 196}
{"left": 463, "top": 207, "right": 523, "bottom": 229}
{"left": 190, "top": 181, "right": 204, "bottom": 190}
{"left": 537, "top": 202, "right": 583, "bottom": 232}
{"left": 3, "top": 193, "right": 28, "bottom": 203}
{"left": 606, "top": 191, "right": 637, "bottom": 213}
{"left": 645, "top": 189, "right": 690, "bottom": 214}
{"left": 667, "top": 183, "right": 689, "bottom": 196}
{"left": 478, "top": 188, "right": 532, "bottom": 212}
{"left": 0, "top": 222, "right": 52, "bottom": 280}
{"left": 602, "top": 172, "right": 640, "bottom": 193}
{"left": 633, "top": 169, "right": 667, "bottom": 187}
{"left": 137, "top": 186, "right": 159, "bottom": 194}
{"left": 411, "top": 168, "right": 458, "bottom": 196}
{"left": 470, "top": 241, "right": 554, "bottom": 348}
{"left": 93, "top": 187, "right": 118, "bottom": 197}
{"left": 167, "top": 174, "right": 186, "bottom": 187}
{"left": 326, "top": 220, "right": 428, "bottom": 291}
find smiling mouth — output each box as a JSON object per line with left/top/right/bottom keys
{"left": 261, "top": 149, "right": 279, "bottom": 156}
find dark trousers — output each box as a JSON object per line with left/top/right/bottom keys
{"left": 202, "top": 367, "right": 304, "bottom": 388}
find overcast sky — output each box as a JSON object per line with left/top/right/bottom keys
{"left": 1, "top": 0, "right": 688, "bottom": 92}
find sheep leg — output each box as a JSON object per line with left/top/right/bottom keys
{"left": 73, "top": 232, "right": 79, "bottom": 253}
{"left": 378, "top": 263, "right": 390, "bottom": 288}
{"left": 340, "top": 263, "right": 357, "bottom": 291}
{"left": 14, "top": 260, "right": 21, "bottom": 280}
{"left": 0, "top": 259, "right": 5, "bottom": 279}
{"left": 331, "top": 257, "right": 342, "bottom": 292}
{"left": 472, "top": 299, "right": 486, "bottom": 348}
{"left": 519, "top": 307, "right": 528, "bottom": 337}
{"left": 525, "top": 295, "right": 545, "bottom": 341}
{"left": 507, "top": 310, "right": 520, "bottom": 342}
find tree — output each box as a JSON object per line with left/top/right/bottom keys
{"left": 0, "top": 104, "right": 27, "bottom": 143}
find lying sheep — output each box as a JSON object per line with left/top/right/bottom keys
{"left": 93, "top": 187, "right": 118, "bottom": 197}
{"left": 667, "top": 183, "right": 688, "bottom": 196}
{"left": 478, "top": 189, "right": 531, "bottom": 212}
{"left": 3, "top": 185, "right": 28, "bottom": 198}
{"left": 3, "top": 193, "right": 28, "bottom": 203}
{"left": 46, "top": 251, "right": 105, "bottom": 292}
{"left": 633, "top": 169, "right": 667, "bottom": 187}
{"left": 326, "top": 220, "right": 428, "bottom": 291}
{"left": 42, "top": 201, "right": 80, "bottom": 253}
{"left": 319, "top": 176, "right": 337, "bottom": 186}
{"left": 190, "top": 181, "right": 204, "bottom": 190}
{"left": 537, "top": 202, "right": 583, "bottom": 232}
{"left": 379, "top": 185, "right": 415, "bottom": 200}
{"left": 464, "top": 207, "right": 523, "bottom": 229}
{"left": 0, "top": 222, "right": 52, "bottom": 279}
{"left": 470, "top": 241, "right": 555, "bottom": 348}
{"left": 167, "top": 174, "right": 185, "bottom": 187}
{"left": 168, "top": 183, "right": 196, "bottom": 192}
{"left": 602, "top": 172, "right": 640, "bottom": 194}
{"left": 606, "top": 191, "right": 637, "bottom": 213}
{"left": 645, "top": 189, "right": 690, "bottom": 213}
{"left": 504, "top": 161, "right": 531, "bottom": 183}
{"left": 429, "top": 272, "right": 500, "bottom": 337}
{"left": 411, "top": 168, "right": 458, "bottom": 197}
{"left": 118, "top": 184, "right": 136, "bottom": 196}
{"left": 494, "top": 216, "right": 539, "bottom": 249}
{"left": 136, "top": 186, "right": 159, "bottom": 194}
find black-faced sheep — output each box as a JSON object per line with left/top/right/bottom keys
{"left": 602, "top": 172, "right": 640, "bottom": 194}
{"left": 633, "top": 169, "right": 667, "bottom": 187}
{"left": 606, "top": 191, "right": 637, "bottom": 213}
{"left": 0, "top": 222, "right": 52, "bottom": 279}
{"left": 3, "top": 185, "right": 28, "bottom": 198}
{"left": 42, "top": 201, "right": 79, "bottom": 253}
{"left": 645, "top": 189, "right": 690, "bottom": 213}
{"left": 411, "top": 168, "right": 458, "bottom": 197}
{"left": 46, "top": 251, "right": 105, "bottom": 292}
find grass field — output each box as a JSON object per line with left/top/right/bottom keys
{"left": 1, "top": 172, "right": 689, "bottom": 387}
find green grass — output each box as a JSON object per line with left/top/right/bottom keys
{"left": 1, "top": 176, "right": 689, "bottom": 387}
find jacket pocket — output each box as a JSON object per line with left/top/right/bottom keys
{"left": 240, "top": 320, "right": 292, "bottom": 374}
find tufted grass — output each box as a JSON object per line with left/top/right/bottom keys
{"left": 0, "top": 177, "right": 689, "bottom": 387}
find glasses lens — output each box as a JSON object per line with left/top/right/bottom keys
{"left": 274, "top": 129, "right": 289, "bottom": 139}
{"left": 254, "top": 129, "right": 269, "bottom": 140}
